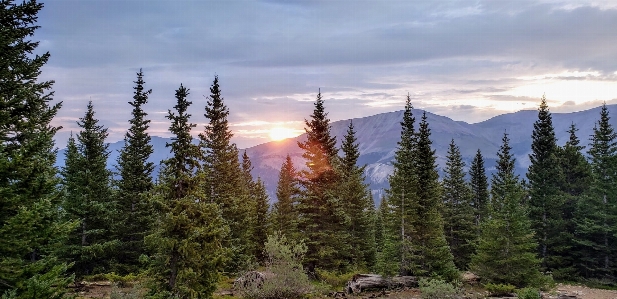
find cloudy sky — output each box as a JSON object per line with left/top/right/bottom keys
{"left": 36, "top": 0, "right": 617, "bottom": 148}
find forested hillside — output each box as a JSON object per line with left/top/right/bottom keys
{"left": 3, "top": 1, "right": 617, "bottom": 298}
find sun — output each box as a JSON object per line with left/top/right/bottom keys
{"left": 269, "top": 127, "right": 296, "bottom": 141}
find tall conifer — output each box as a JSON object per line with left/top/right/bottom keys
{"left": 297, "top": 90, "right": 347, "bottom": 272}
{"left": 339, "top": 120, "right": 376, "bottom": 268}
{"left": 272, "top": 155, "right": 300, "bottom": 239}
{"left": 146, "top": 84, "right": 227, "bottom": 298}
{"left": 199, "top": 76, "right": 249, "bottom": 272}
{"left": 113, "top": 69, "right": 154, "bottom": 273}
{"left": 470, "top": 149, "right": 489, "bottom": 228}
{"left": 471, "top": 133, "right": 542, "bottom": 287}
{"left": 574, "top": 103, "right": 617, "bottom": 280}
{"left": 527, "top": 96, "right": 566, "bottom": 273}
{"left": 442, "top": 139, "right": 475, "bottom": 270}
{"left": 1, "top": 1, "right": 74, "bottom": 296}
{"left": 61, "top": 102, "right": 116, "bottom": 276}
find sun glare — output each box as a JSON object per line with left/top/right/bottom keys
{"left": 269, "top": 127, "right": 297, "bottom": 141}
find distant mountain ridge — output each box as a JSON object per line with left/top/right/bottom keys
{"left": 55, "top": 105, "right": 617, "bottom": 204}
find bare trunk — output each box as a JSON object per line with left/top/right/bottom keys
{"left": 81, "top": 219, "right": 87, "bottom": 246}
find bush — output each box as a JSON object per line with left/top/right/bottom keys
{"left": 315, "top": 269, "right": 357, "bottom": 290}
{"left": 516, "top": 287, "right": 540, "bottom": 299}
{"left": 110, "top": 283, "right": 146, "bottom": 299}
{"left": 484, "top": 283, "right": 516, "bottom": 296}
{"left": 418, "top": 278, "right": 461, "bottom": 299}
{"left": 236, "top": 233, "right": 312, "bottom": 299}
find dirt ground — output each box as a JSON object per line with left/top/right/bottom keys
{"left": 554, "top": 283, "right": 617, "bottom": 299}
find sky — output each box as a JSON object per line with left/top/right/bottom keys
{"left": 35, "top": 0, "right": 617, "bottom": 149}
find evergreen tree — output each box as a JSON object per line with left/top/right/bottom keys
{"left": 527, "top": 96, "right": 567, "bottom": 273}
{"left": 383, "top": 95, "right": 418, "bottom": 275}
{"left": 469, "top": 149, "right": 489, "bottom": 229}
{"left": 374, "top": 197, "right": 400, "bottom": 276}
{"left": 251, "top": 178, "right": 270, "bottom": 264}
{"left": 146, "top": 84, "right": 227, "bottom": 298}
{"left": 442, "top": 139, "right": 475, "bottom": 270}
{"left": 272, "top": 155, "right": 300, "bottom": 239}
{"left": 411, "top": 112, "right": 457, "bottom": 280}
{"left": 61, "top": 102, "right": 116, "bottom": 276}
{"left": 574, "top": 103, "right": 617, "bottom": 280}
{"left": 0, "top": 3, "right": 74, "bottom": 296}
{"left": 113, "top": 69, "right": 154, "bottom": 273}
{"left": 297, "top": 90, "right": 347, "bottom": 272}
{"left": 339, "top": 120, "right": 376, "bottom": 269}
{"left": 198, "top": 76, "right": 249, "bottom": 272}
{"left": 471, "top": 132, "right": 542, "bottom": 287}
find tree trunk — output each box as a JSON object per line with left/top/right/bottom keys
{"left": 346, "top": 274, "right": 418, "bottom": 294}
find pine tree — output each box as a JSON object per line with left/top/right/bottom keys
{"left": 113, "top": 69, "right": 154, "bottom": 273}
{"left": 251, "top": 178, "right": 270, "bottom": 264}
{"left": 339, "top": 120, "right": 376, "bottom": 269}
{"left": 198, "top": 76, "right": 249, "bottom": 272}
{"left": 411, "top": 112, "right": 457, "bottom": 280}
{"left": 61, "top": 101, "right": 116, "bottom": 276}
{"left": 470, "top": 149, "right": 489, "bottom": 229}
{"left": 471, "top": 132, "right": 542, "bottom": 287}
{"left": 146, "top": 84, "right": 227, "bottom": 298}
{"left": 374, "top": 196, "right": 400, "bottom": 276}
{"left": 383, "top": 95, "right": 418, "bottom": 275}
{"left": 574, "top": 103, "right": 617, "bottom": 280}
{"left": 527, "top": 96, "right": 567, "bottom": 273}
{"left": 297, "top": 90, "right": 347, "bottom": 272}
{"left": 0, "top": 1, "right": 74, "bottom": 297}
{"left": 272, "top": 155, "right": 300, "bottom": 239}
{"left": 442, "top": 139, "right": 475, "bottom": 270}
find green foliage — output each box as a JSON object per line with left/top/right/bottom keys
{"left": 573, "top": 103, "right": 617, "bottom": 281}
{"left": 110, "top": 283, "right": 147, "bottom": 299}
{"left": 271, "top": 155, "right": 300, "bottom": 240}
{"left": 251, "top": 178, "right": 270, "bottom": 264}
{"left": 315, "top": 269, "right": 357, "bottom": 290}
{"left": 418, "top": 278, "right": 461, "bottom": 299}
{"left": 442, "top": 139, "right": 476, "bottom": 270}
{"left": 199, "top": 76, "right": 250, "bottom": 273}
{"left": 516, "top": 287, "right": 541, "bottom": 299}
{"left": 469, "top": 149, "right": 489, "bottom": 229}
{"left": 484, "top": 283, "right": 516, "bottom": 296}
{"left": 297, "top": 91, "right": 348, "bottom": 272}
{"left": 338, "top": 120, "right": 376, "bottom": 269}
{"left": 145, "top": 84, "right": 228, "bottom": 299}
{"left": 527, "top": 96, "right": 568, "bottom": 274}
{"left": 61, "top": 102, "right": 117, "bottom": 276}
{"left": 0, "top": 0, "right": 74, "bottom": 296}
{"left": 113, "top": 69, "right": 155, "bottom": 274}
{"left": 237, "top": 234, "right": 312, "bottom": 299}
{"left": 471, "top": 133, "right": 543, "bottom": 287}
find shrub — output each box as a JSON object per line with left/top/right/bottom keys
{"left": 110, "top": 283, "right": 146, "bottom": 299}
{"left": 236, "top": 233, "right": 312, "bottom": 299}
{"left": 484, "top": 283, "right": 516, "bottom": 296}
{"left": 516, "top": 287, "right": 540, "bottom": 299}
{"left": 315, "top": 269, "right": 357, "bottom": 290}
{"left": 418, "top": 278, "right": 461, "bottom": 299}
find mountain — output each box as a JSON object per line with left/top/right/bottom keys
{"left": 55, "top": 105, "right": 617, "bottom": 205}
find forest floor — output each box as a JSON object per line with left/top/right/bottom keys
{"left": 71, "top": 281, "right": 617, "bottom": 299}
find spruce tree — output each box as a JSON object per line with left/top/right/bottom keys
{"left": 411, "top": 112, "right": 457, "bottom": 280}
{"left": 251, "top": 178, "right": 270, "bottom": 264}
{"left": 199, "top": 76, "right": 249, "bottom": 272}
{"left": 527, "top": 96, "right": 566, "bottom": 273}
{"left": 471, "top": 133, "right": 542, "bottom": 287}
{"left": 146, "top": 84, "right": 227, "bottom": 298}
{"left": 297, "top": 90, "right": 347, "bottom": 272}
{"left": 61, "top": 101, "right": 116, "bottom": 276}
{"left": 470, "top": 149, "right": 489, "bottom": 229}
{"left": 0, "top": 1, "right": 74, "bottom": 296}
{"left": 339, "top": 120, "right": 376, "bottom": 269}
{"left": 272, "top": 155, "right": 300, "bottom": 239}
{"left": 574, "top": 103, "right": 617, "bottom": 280}
{"left": 113, "top": 69, "right": 154, "bottom": 273}
{"left": 442, "top": 139, "right": 475, "bottom": 270}
{"left": 383, "top": 95, "right": 418, "bottom": 275}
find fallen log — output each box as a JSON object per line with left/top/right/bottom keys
{"left": 346, "top": 274, "right": 418, "bottom": 294}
